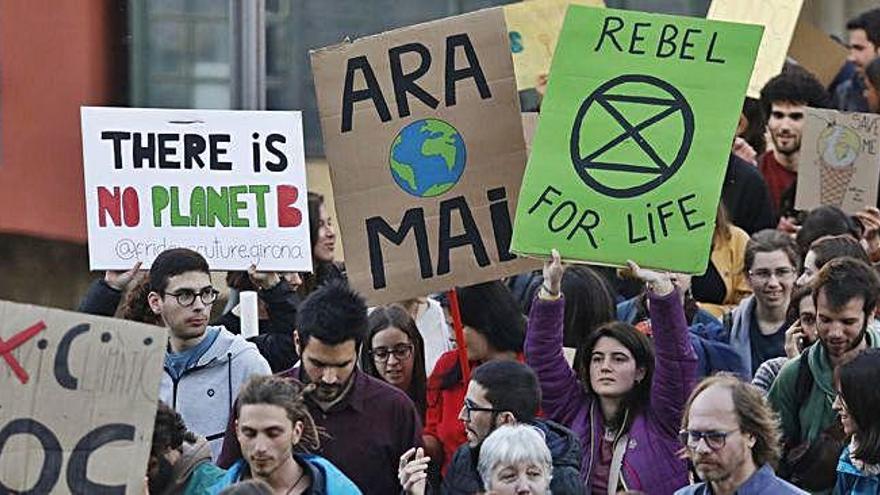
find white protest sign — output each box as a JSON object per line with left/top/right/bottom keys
{"left": 81, "top": 107, "right": 312, "bottom": 270}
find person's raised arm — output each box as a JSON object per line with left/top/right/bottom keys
{"left": 623, "top": 261, "right": 697, "bottom": 438}
{"left": 78, "top": 262, "right": 142, "bottom": 316}
{"left": 525, "top": 249, "right": 590, "bottom": 426}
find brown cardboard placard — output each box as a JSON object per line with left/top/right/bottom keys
{"left": 788, "top": 19, "right": 848, "bottom": 88}
{"left": 522, "top": 112, "right": 539, "bottom": 154}
{"left": 707, "top": 0, "right": 803, "bottom": 98}
{"left": 0, "top": 300, "right": 165, "bottom": 494}
{"left": 796, "top": 107, "right": 880, "bottom": 214}
{"left": 311, "top": 8, "right": 540, "bottom": 305}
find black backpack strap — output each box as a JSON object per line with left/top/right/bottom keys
{"left": 790, "top": 348, "right": 815, "bottom": 444}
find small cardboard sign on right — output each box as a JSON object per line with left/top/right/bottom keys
{"left": 511, "top": 6, "right": 762, "bottom": 273}
{"left": 796, "top": 108, "right": 880, "bottom": 214}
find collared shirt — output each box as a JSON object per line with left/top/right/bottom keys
{"left": 674, "top": 464, "right": 807, "bottom": 494}
{"left": 217, "top": 367, "right": 422, "bottom": 494}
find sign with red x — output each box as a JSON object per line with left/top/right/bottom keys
{"left": 0, "top": 320, "right": 46, "bottom": 384}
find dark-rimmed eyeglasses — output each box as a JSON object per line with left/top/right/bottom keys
{"left": 461, "top": 398, "right": 502, "bottom": 421}
{"left": 164, "top": 287, "right": 219, "bottom": 307}
{"left": 748, "top": 267, "right": 796, "bottom": 282}
{"left": 678, "top": 429, "right": 739, "bottom": 451}
{"left": 370, "top": 344, "right": 413, "bottom": 362}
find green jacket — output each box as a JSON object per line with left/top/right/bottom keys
{"left": 768, "top": 329, "right": 880, "bottom": 444}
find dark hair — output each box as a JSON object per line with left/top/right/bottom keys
{"left": 787, "top": 285, "right": 813, "bottom": 323}
{"left": 759, "top": 66, "right": 830, "bottom": 122}
{"left": 296, "top": 280, "right": 367, "bottom": 349}
{"left": 298, "top": 192, "right": 339, "bottom": 296}
{"left": 226, "top": 271, "right": 256, "bottom": 292}
{"left": 440, "top": 282, "right": 525, "bottom": 389}
{"left": 580, "top": 321, "right": 654, "bottom": 432}
{"left": 866, "top": 57, "right": 880, "bottom": 96}
{"left": 122, "top": 277, "right": 162, "bottom": 325}
{"left": 796, "top": 205, "right": 861, "bottom": 254}
{"left": 744, "top": 229, "right": 801, "bottom": 273}
{"left": 682, "top": 375, "right": 782, "bottom": 469}
{"left": 809, "top": 235, "right": 870, "bottom": 269}
{"left": 838, "top": 348, "right": 880, "bottom": 464}
{"left": 458, "top": 282, "right": 525, "bottom": 353}
{"left": 471, "top": 360, "right": 540, "bottom": 423}
{"left": 811, "top": 257, "right": 880, "bottom": 316}
{"left": 561, "top": 266, "right": 616, "bottom": 349}
{"left": 218, "top": 480, "right": 274, "bottom": 495}
{"left": 740, "top": 97, "right": 767, "bottom": 155}
{"left": 148, "top": 248, "right": 210, "bottom": 294}
{"left": 236, "top": 375, "right": 321, "bottom": 451}
{"left": 846, "top": 8, "right": 880, "bottom": 47}
{"left": 360, "top": 304, "right": 427, "bottom": 419}
{"left": 151, "top": 401, "right": 196, "bottom": 457}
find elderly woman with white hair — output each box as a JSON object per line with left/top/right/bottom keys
{"left": 478, "top": 424, "right": 553, "bottom": 495}
{"left": 399, "top": 424, "right": 552, "bottom": 495}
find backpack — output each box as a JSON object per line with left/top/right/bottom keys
{"left": 777, "top": 349, "right": 846, "bottom": 492}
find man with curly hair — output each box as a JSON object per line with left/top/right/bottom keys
{"left": 758, "top": 67, "right": 831, "bottom": 225}
{"left": 147, "top": 401, "right": 226, "bottom": 495}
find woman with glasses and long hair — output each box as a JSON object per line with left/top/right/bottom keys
{"left": 832, "top": 348, "right": 880, "bottom": 494}
{"left": 723, "top": 229, "right": 800, "bottom": 379}
{"left": 359, "top": 304, "right": 428, "bottom": 420}
{"left": 526, "top": 250, "right": 698, "bottom": 494}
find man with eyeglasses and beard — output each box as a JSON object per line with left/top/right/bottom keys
{"left": 399, "top": 360, "right": 583, "bottom": 495}
{"left": 147, "top": 248, "right": 271, "bottom": 459}
{"left": 218, "top": 280, "right": 423, "bottom": 494}
{"left": 768, "top": 257, "right": 880, "bottom": 491}
{"left": 147, "top": 401, "right": 226, "bottom": 495}
{"left": 675, "top": 375, "right": 805, "bottom": 494}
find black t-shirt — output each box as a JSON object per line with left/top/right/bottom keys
{"left": 692, "top": 261, "right": 726, "bottom": 305}
{"left": 748, "top": 310, "right": 787, "bottom": 373}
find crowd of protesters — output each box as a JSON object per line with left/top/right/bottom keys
{"left": 71, "top": 7, "right": 880, "bottom": 495}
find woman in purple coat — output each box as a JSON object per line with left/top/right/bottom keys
{"left": 526, "top": 250, "right": 698, "bottom": 495}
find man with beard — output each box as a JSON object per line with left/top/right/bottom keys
{"left": 399, "top": 360, "right": 583, "bottom": 494}
{"left": 147, "top": 401, "right": 226, "bottom": 495}
{"left": 769, "top": 258, "right": 880, "bottom": 467}
{"left": 757, "top": 68, "right": 830, "bottom": 225}
{"left": 832, "top": 9, "right": 880, "bottom": 112}
{"left": 675, "top": 375, "right": 805, "bottom": 494}
{"left": 218, "top": 280, "right": 422, "bottom": 493}
{"left": 209, "top": 375, "right": 359, "bottom": 494}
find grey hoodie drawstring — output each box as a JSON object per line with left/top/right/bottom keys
{"left": 227, "top": 351, "right": 233, "bottom": 415}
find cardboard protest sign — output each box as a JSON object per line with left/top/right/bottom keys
{"left": 81, "top": 107, "right": 311, "bottom": 271}
{"left": 707, "top": 0, "right": 803, "bottom": 99}
{"left": 503, "top": 0, "right": 605, "bottom": 90}
{"left": 311, "top": 8, "right": 540, "bottom": 305}
{"left": 512, "top": 6, "right": 762, "bottom": 273}
{"left": 789, "top": 19, "right": 848, "bottom": 88}
{"left": 0, "top": 300, "right": 165, "bottom": 494}
{"left": 796, "top": 108, "right": 880, "bottom": 214}
{"left": 523, "top": 112, "right": 539, "bottom": 154}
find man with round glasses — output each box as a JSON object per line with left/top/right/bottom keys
{"left": 675, "top": 375, "right": 805, "bottom": 494}
{"left": 147, "top": 248, "right": 271, "bottom": 460}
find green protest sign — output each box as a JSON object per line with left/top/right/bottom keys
{"left": 511, "top": 6, "right": 762, "bottom": 273}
